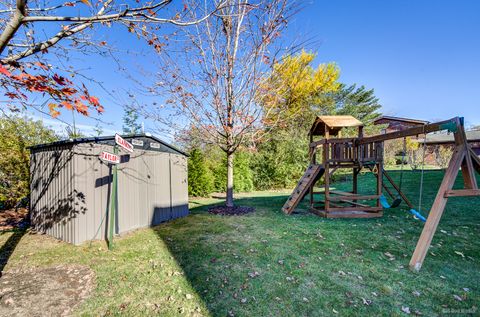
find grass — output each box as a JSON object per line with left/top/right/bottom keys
{"left": 1, "top": 170, "right": 479, "bottom": 316}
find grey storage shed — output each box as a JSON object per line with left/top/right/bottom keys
{"left": 29, "top": 134, "right": 189, "bottom": 245}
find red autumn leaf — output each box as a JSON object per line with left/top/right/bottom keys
{"left": 48, "top": 103, "right": 61, "bottom": 117}
{"left": 88, "top": 96, "right": 100, "bottom": 106}
{"left": 96, "top": 104, "right": 105, "bottom": 113}
{"left": 52, "top": 74, "right": 67, "bottom": 86}
{"left": 64, "top": 1, "right": 76, "bottom": 6}
{"left": 5, "top": 92, "right": 18, "bottom": 99}
{"left": 34, "top": 62, "right": 49, "bottom": 71}
{"left": 61, "top": 101, "right": 73, "bottom": 110}
{"left": 0, "top": 65, "right": 12, "bottom": 77}
{"left": 61, "top": 87, "right": 77, "bottom": 96}
{"left": 75, "top": 100, "right": 89, "bottom": 115}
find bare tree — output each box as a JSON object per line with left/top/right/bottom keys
{"left": 140, "top": 0, "right": 297, "bottom": 207}
{"left": 0, "top": 0, "right": 221, "bottom": 62}
{"left": 0, "top": 0, "right": 222, "bottom": 116}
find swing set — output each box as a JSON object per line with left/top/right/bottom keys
{"left": 282, "top": 115, "right": 480, "bottom": 271}
{"left": 377, "top": 137, "right": 426, "bottom": 222}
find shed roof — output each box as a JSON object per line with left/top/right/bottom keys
{"left": 29, "top": 133, "right": 188, "bottom": 156}
{"left": 310, "top": 115, "right": 363, "bottom": 136}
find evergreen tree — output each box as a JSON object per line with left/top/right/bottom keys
{"left": 187, "top": 148, "right": 214, "bottom": 197}
{"left": 327, "top": 84, "right": 381, "bottom": 124}
{"left": 122, "top": 107, "right": 142, "bottom": 135}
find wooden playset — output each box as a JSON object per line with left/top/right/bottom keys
{"left": 282, "top": 115, "right": 480, "bottom": 271}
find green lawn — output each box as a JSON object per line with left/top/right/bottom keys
{"left": 1, "top": 170, "right": 479, "bottom": 316}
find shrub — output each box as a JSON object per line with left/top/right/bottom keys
{"left": 209, "top": 150, "right": 254, "bottom": 193}
{"left": 187, "top": 148, "right": 214, "bottom": 197}
{"left": 0, "top": 115, "right": 58, "bottom": 209}
{"left": 250, "top": 134, "right": 309, "bottom": 190}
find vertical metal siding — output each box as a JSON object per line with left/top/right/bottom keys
{"left": 170, "top": 154, "right": 189, "bottom": 219}
{"left": 30, "top": 145, "right": 77, "bottom": 244}
{"left": 74, "top": 143, "right": 111, "bottom": 244}
{"left": 149, "top": 152, "right": 171, "bottom": 225}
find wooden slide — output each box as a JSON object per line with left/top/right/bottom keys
{"left": 282, "top": 164, "right": 325, "bottom": 214}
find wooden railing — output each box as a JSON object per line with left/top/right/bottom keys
{"left": 311, "top": 138, "right": 383, "bottom": 165}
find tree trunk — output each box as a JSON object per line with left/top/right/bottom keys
{"left": 226, "top": 151, "right": 234, "bottom": 207}
{"left": 0, "top": 0, "right": 26, "bottom": 55}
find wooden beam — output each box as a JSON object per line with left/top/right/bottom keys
{"left": 444, "top": 189, "right": 480, "bottom": 197}
{"left": 461, "top": 154, "right": 477, "bottom": 189}
{"left": 382, "top": 169, "right": 415, "bottom": 210}
{"left": 353, "top": 168, "right": 359, "bottom": 194}
{"left": 329, "top": 194, "right": 380, "bottom": 201}
{"left": 409, "top": 145, "right": 465, "bottom": 271}
{"left": 323, "top": 211, "right": 383, "bottom": 219}
{"left": 359, "top": 117, "right": 460, "bottom": 145}
{"left": 468, "top": 148, "right": 480, "bottom": 175}
{"left": 454, "top": 121, "right": 478, "bottom": 189}
{"left": 324, "top": 144, "right": 330, "bottom": 211}
{"left": 377, "top": 162, "right": 383, "bottom": 208}
{"left": 327, "top": 206, "right": 382, "bottom": 212}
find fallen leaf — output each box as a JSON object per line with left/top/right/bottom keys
{"left": 248, "top": 271, "right": 259, "bottom": 278}
{"left": 401, "top": 306, "right": 411, "bottom": 314}
{"left": 412, "top": 290, "right": 421, "bottom": 297}
{"left": 453, "top": 294, "right": 463, "bottom": 301}
{"left": 454, "top": 251, "right": 465, "bottom": 258}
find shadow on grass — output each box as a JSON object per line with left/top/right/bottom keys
{"left": 0, "top": 229, "right": 26, "bottom": 276}
{"left": 152, "top": 194, "right": 290, "bottom": 315}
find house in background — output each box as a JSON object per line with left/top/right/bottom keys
{"left": 420, "top": 130, "right": 480, "bottom": 156}
{"left": 373, "top": 115, "right": 480, "bottom": 166}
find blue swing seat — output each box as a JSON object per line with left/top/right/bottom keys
{"left": 409, "top": 209, "right": 426, "bottom": 222}
{"left": 379, "top": 194, "right": 402, "bottom": 209}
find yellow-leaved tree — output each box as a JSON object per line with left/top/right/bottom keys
{"left": 259, "top": 50, "right": 340, "bottom": 129}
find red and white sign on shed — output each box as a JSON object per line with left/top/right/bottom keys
{"left": 115, "top": 134, "right": 134, "bottom": 153}
{"left": 99, "top": 151, "right": 120, "bottom": 164}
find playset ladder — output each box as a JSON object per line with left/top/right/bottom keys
{"left": 282, "top": 164, "right": 325, "bottom": 214}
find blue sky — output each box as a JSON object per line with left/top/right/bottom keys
{"left": 32, "top": 0, "right": 480, "bottom": 135}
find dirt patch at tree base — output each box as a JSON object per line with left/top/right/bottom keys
{"left": 208, "top": 205, "right": 255, "bottom": 216}
{"left": 0, "top": 265, "right": 95, "bottom": 317}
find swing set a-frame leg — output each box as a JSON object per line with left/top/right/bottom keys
{"left": 409, "top": 145, "right": 466, "bottom": 271}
